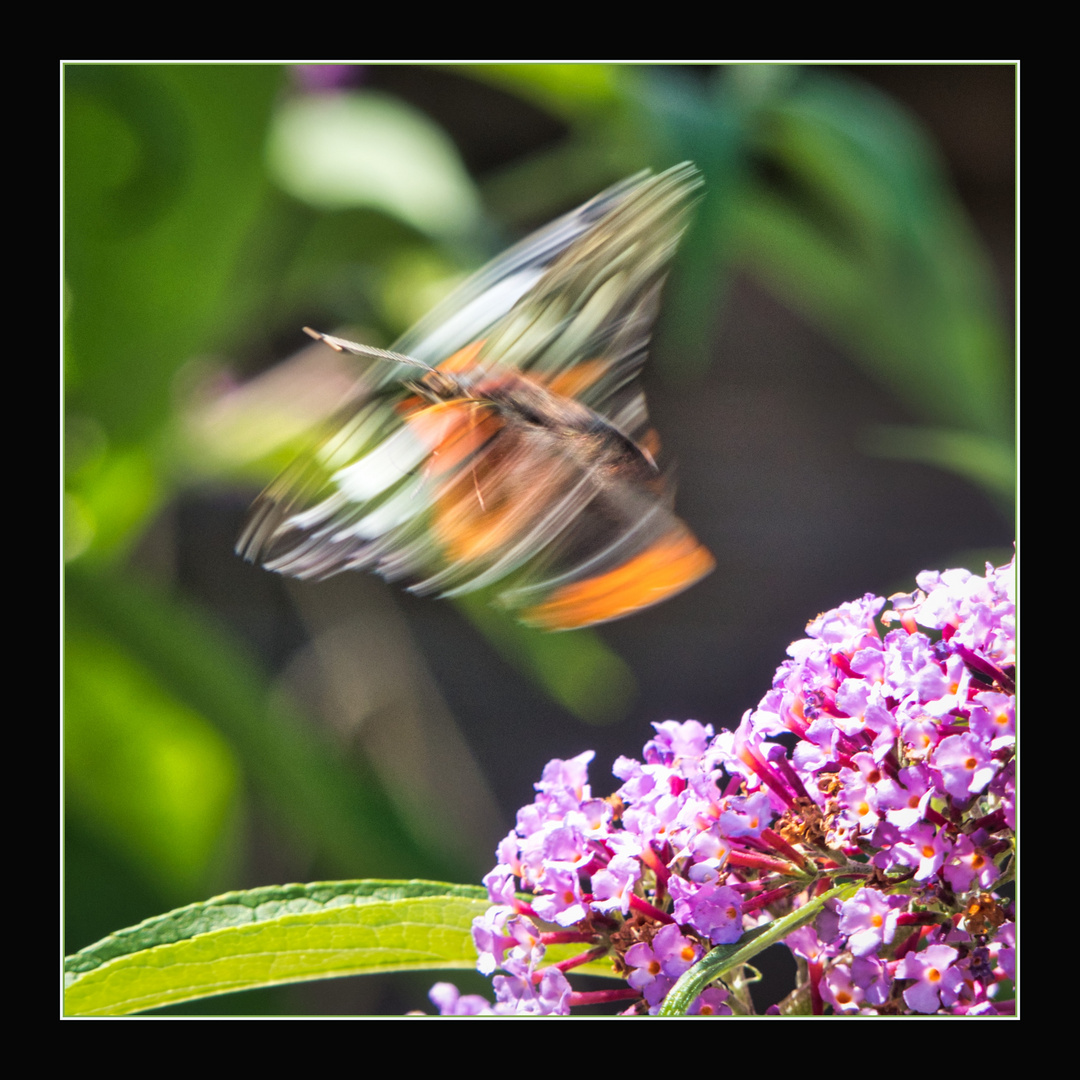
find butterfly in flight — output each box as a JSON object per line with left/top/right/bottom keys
{"left": 237, "top": 163, "right": 714, "bottom": 630}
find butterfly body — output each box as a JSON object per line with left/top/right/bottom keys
{"left": 238, "top": 164, "right": 713, "bottom": 629}
{"left": 406, "top": 365, "right": 658, "bottom": 482}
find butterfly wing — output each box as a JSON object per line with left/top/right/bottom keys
{"left": 237, "top": 163, "right": 713, "bottom": 627}
{"left": 467, "top": 162, "right": 701, "bottom": 441}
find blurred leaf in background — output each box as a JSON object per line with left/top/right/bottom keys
{"left": 63, "top": 62, "right": 1014, "bottom": 1014}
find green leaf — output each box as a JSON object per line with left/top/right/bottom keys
{"left": 66, "top": 566, "right": 463, "bottom": 884}
{"left": 65, "top": 629, "right": 240, "bottom": 896}
{"left": 65, "top": 880, "right": 489, "bottom": 1016}
{"left": 65, "top": 64, "right": 284, "bottom": 445}
{"left": 267, "top": 91, "right": 482, "bottom": 239}
{"left": 463, "top": 63, "right": 626, "bottom": 122}
{"left": 733, "top": 69, "right": 1013, "bottom": 499}
{"left": 861, "top": 424, "right": 1016, "bottom": 510}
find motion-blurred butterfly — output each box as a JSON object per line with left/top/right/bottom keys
{"left": 237, "top": 163, "right": 714, "bottom": 630}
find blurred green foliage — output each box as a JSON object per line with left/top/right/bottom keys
{"left": 63, "top": 63, "right": 1014, "bottom": 1011}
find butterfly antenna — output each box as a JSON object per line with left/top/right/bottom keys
{"left": 302, "top": 327, "right": 434, "bottom": 372}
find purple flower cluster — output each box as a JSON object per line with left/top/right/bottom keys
{"left": 432, "top": 556, "right": 1015, "bottom": 1015}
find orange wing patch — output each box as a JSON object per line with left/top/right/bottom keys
{"left": 430, "top": 421, "right": 577, "bottom": 566}
{"left": 523, "top": 531, "right": 715, "bottom": 630}
{"left": 438, "top": 339, "right": 486, "bottom": 374}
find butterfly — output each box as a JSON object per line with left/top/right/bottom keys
{"left": 237, "top": 163, "right": 714, "bottom": 630}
